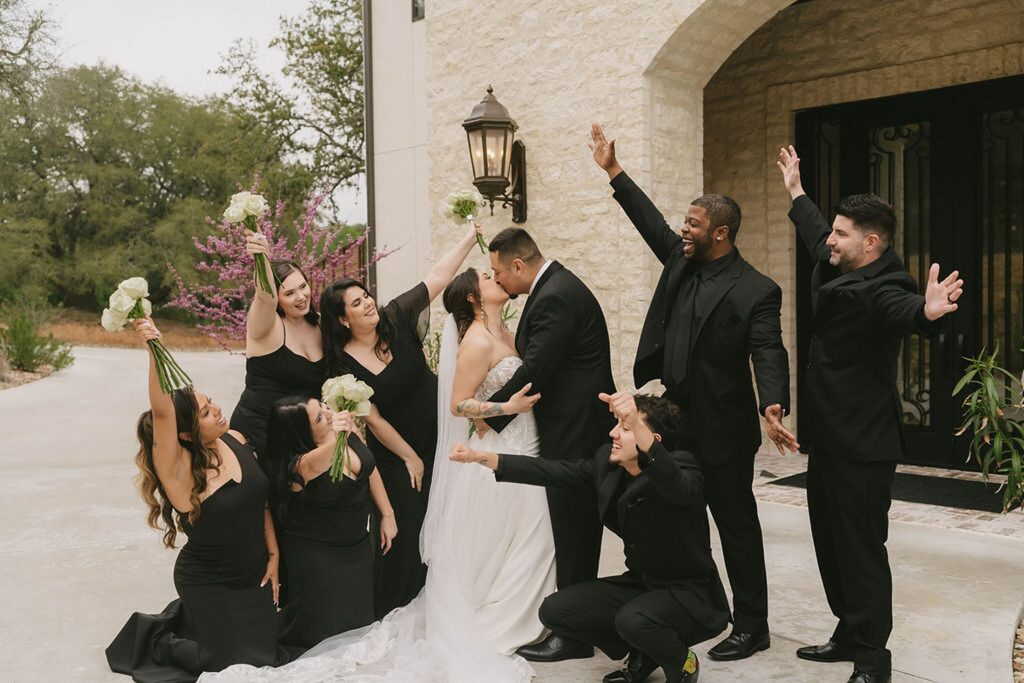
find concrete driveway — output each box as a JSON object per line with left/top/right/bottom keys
{"left": 1, "top": 346, "right": 1022, "bottom": 682}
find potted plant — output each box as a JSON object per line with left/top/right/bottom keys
{"left": 954, "top": 344, "right": 1024, "bottom": 512}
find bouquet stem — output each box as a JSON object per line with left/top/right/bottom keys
{"left": 245, "top": 216, "right": 276, "bottom": 295}
{"left": 146, "top": 339, "right": 193, "bottom": 394}
{"left": 329, "top": 431, "right": 351, "bottom": 482}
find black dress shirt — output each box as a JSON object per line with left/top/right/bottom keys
{"left": 664, "top": 249, "right": 739, "bottom": 393}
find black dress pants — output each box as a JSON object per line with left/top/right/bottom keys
{"left": 807, "top": 450, "right": 896, "bottom": 675}
{"left": 539, "top": 572, "right": 718, "bottom": 683}
{"left": 546, "top": 484, "right": 603, "bottom": 589}
{"left": 669, "top": 399, "right": 769, "bottom": 634}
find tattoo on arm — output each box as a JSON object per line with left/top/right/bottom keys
{"left": 455, "top": 399, "right": 504, "bottom": 417}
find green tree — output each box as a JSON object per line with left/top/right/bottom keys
{"left": 0, "top": 0, "right": 53, "bottom": 98}
{"left": 219, "top": 0, "right": 364, "bottom": 196}
{"left": 0, "top": 65, "right": 316, "bottom": 309}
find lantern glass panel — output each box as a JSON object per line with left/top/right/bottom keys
{"left": 483, "top": 126, "right": 510, "bottom": 179}
{"left": 467, "top": 128, "right": 485, "bottom": 179}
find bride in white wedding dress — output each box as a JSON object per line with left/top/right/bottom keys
{"left": 203, "top": 268, "right": 556, "bottom": 683}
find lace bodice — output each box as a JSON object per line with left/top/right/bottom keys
{"left": 473, "top": 356, "right": 540, "bottom": 456}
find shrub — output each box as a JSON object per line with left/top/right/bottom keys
{"left": 0, "top": 302, "right": 75, "bottom": 373}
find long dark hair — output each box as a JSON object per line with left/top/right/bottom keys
{"left": 442, "top": 268, "right": 480, "bottom": 341}
{"left": 320, "top": 277, "right": 396, "bottom": 377}
{"left": 264, "top": 395, "right": 318, "bottom": 525}
{"left": 134, "top": 387, "right": 223, "bottom": 549}
{"left": 272, "top": 260, "right": 320, "bottom": 327}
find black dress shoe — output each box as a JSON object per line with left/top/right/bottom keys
{"left": 847, "top": 671, "right": 891, "bottom": 683}
{"left": 602, "top": 650, "right": 658, "bottom": 683}
{"left": 515, "top": 633, "right": 593, "bottom": 662}
{"left": 795, "top": 639, "right": 856, "bottom": 662}
{"left": 707, "top": 629, "right": 770, "bottom": 661}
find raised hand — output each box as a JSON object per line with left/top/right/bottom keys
{"left": 589, "top": 123, "right": 623, "bottom": 178}
{"left": 764, "top": 404, "right": 799, "bottom": 455}
{"left": 133, "top": 316, "right": 161, "bottom": 343}
{"left": 923, "top": 263, "right": 964, "bottom": 321}
{"left": 506, "top": 383, "right": 541, "bottom": 414}
{"left": 245, "top": 230, "right": 269, "bottom": 257}
{"left": 598, "top": 390, "right": 640, "bottom": 429}
{"left": 331, "top": 410, "right": 357, "bottom": 436}
{"left": 776, "top": 145, "right": 805, "bottom": 200}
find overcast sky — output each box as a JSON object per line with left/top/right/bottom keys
{"left": 28, "top": 0, "right": 367, "bottom": 223}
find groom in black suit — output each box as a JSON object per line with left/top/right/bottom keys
{"left": 590, "top": 124, "right": 795, "bottom": 662}
{"left": 482, "top": 227, "right": 616, "bottom": 662}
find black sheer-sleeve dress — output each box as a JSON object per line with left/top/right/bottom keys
{"left": 106, "top": 433, "right": 293, "bottom": 682}
{"left": 230, "top": 323, "right": 326, "bottom": 457}
{"left": 279, "top": 437, "right": 377, "bottom": 649}
{"left": 335, "top": 282, "right": 437, "bottom": 619}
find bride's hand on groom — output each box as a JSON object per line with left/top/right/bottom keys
{"left": 506, "top": 383, "right": 541, "bottom": 414}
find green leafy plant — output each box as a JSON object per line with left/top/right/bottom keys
{"left": 0, "top": 299, "right": 74, "bottom": 373}
{"left": 424, "top": 331, "right": 441, "bottom": 374}
{"left": 953, "top": 344, "right": 1024, "bottom": 512}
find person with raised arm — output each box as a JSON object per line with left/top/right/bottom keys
{"left": 107, "top": 318, "right": 292, "bottom": 682}
{"left": 590, "top": 122, "right": 793, "bottom": 662}
{"left": 777, "top": 145, "right": 963, "bottom": 683}
{"left": 319, "top": 220, "right": 484, "bottom": 616}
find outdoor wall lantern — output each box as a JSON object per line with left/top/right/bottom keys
{"left": 462, "top": 86, "right": 527, "bottom": 223}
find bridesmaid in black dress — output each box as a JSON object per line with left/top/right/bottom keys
{"left": 229, "top": 242, "right": 325, "bottom": 458}
{"left": 107, "top": 318, "right": 292, "bottom": 682}
{"left": 265, "top": 397, "right": 397, "bottom": 648}
{"left": 320, "top": 220, "right": 483, "bottom": 617}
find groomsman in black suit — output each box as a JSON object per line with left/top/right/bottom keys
{"left": 482, "top": 227, "right": 616, "bottom": 662}
{"left": 590, "top": 124, "right": 795, "bottom": 662}
{"left": 451, "top": 391, "right": 729, "bottom": 683}
{"left": 778, "top": 145, "right": 963, "bottom": 683}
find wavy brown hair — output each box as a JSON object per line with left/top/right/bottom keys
{"left": 442, "top": 268, "right": 480, "bottom": 341}
{"left": 134, "top": 387, "right": 223, "bottom": 549}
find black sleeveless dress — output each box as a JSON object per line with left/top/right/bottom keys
{"left": 336, "top": 283, "right": 437, "bottom": 618}
{"left": 106, "top": 434, "right": 292, "bottom": 681}
{"left": 280, "top": 437, "right": 377, "bottom": 648}
{"left": 230, "top": 325, "right": 326, "bottom": 457}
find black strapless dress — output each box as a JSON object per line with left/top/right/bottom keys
{"left": 336, "top": 282, "right": 437, "bottom": 618}
{"left": 280, "top": 438, "right": 377, "bottom": 649}
{"left": 230, "top": 327, "right": 325, "bottom": 458}
{"left": 106, "top": 434, "right": 293, "bottom": 682}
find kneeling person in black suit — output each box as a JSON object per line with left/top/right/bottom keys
{"left": 450, "top": 391, "right": 729, "bottom": 683}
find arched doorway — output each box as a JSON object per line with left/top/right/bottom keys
{"left": 694, "top": 0, "right": 1024, "bottom": 467}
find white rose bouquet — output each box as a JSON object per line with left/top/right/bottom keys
{"left": 321, "top": 374, "right": 375, "bottom": 482}
{"left": 223, "top": 191, "right": 274, "bottom": 294}
{"left": 441, "top": 189, "right": 487, "bottom": 253}
{"left": 100, "top": 277, "right": 192, "bottom": 394}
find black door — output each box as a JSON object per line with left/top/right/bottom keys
{"left": 795, "top": 75, "right": 1024, "bottom": 469}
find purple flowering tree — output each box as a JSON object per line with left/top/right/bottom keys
{"left": 169, "top": 190, "right": 392, "bottom": 351}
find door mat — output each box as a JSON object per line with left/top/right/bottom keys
{"left": 767, "top": 470, "right": 1017, "bottom": 514}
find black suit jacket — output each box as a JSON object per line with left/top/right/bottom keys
{"left": 497, "top": 443, "right": 730, "bottom": 632}
{"left": 790, "top": 195, "right": 940, "bottom": 462}
{"left": 612, "top": 172, "right": 790, "bottom": 466}
{"left": 485, "top": 261, "right": 616, "bottom": 461}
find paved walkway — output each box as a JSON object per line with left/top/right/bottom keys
{"left": 1, "top": 347, "right": 1022, "bottom": 682}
